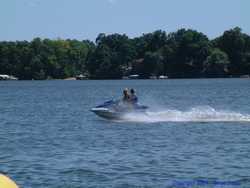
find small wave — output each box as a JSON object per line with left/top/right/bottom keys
{"left": 123, "top": 106, "right": 250, "bottom": 123}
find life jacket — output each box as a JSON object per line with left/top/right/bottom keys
{"left": 130, "top": 94, "right": 138, "bottom": 103}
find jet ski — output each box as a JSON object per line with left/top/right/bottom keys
{"left": 91, "top": 100, "right": 148, "bottom": 120}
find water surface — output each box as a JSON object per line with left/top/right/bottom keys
{"left": 1, "top": 79, "right": 250, "bottom": 187}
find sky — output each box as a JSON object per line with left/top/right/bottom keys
{"left": 0, "top": 0, "right": 249, "bottom": 41}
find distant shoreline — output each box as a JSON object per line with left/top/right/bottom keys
{"left": 1, "top": 27, "right": 249, "bottom": 81}
{"left": 1, "top": 76, "right": 249, "bottom": 81}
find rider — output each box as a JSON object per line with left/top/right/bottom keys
{"left": 122, "top": 88, "right": 130, "bottom": 103}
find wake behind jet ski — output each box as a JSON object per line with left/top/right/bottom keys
{"left": 91, "top": 89, "right": 148, "bottom": 120}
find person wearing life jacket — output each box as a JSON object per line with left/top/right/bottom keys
{"left": 129, "top": 88, "right": 138, "bottom": 104}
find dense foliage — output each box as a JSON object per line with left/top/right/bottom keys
{"left": 0, "top": 27, "right": 250, "bottom": 79}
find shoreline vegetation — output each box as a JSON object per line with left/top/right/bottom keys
{"left": 0, "top": 27, "right": 250, "bottom": 80}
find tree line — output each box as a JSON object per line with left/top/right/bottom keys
{"left": 0, "top": 27, "right": 250, "bottom": 80}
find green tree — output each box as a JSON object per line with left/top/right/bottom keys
{"left": 213, "top": 27, "right": 250, "bottom": 75}
{"left": 138, "top": 52, "right": 163, "bottom": 78}
{"left": 166, "top": 29, "right": 211, "bottom": 78}
{"left": 203, "top": 48, "right": 230, "bottom": 77}
{"left": 133, "top": 30, "right": 167, "bottom": 58}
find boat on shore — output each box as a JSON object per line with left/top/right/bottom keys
{"left": 0, "top": 75, "right": 18, "bottom": 80}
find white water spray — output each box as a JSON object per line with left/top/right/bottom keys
{"left": 123, "top": 106, "right": 250, "bottom": 123}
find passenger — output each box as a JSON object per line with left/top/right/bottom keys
{"left": 130, "top": 88, "right": 138, "bottom": 104}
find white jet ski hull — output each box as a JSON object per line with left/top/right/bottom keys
{"left": 91, "top": 108, "right": 125, "bottom": 120}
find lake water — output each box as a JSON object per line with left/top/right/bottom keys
{"left": 1, "top": 79, "right": 250, "bottom": 188}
